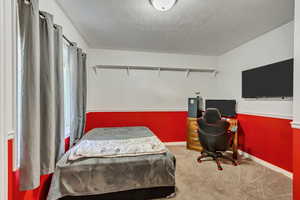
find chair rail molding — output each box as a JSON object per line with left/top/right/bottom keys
{"left": 237, "top": 111, "right": 293, "bottom": 120}
{"left": 291, "top": 121, "right": 300, "bottom": 130}
{"left": 86, "top": 108, "right": 188, "bottom": 113}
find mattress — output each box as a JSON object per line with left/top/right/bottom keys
{"left": 47, "top": 127, "right": 176, "bottom": 200}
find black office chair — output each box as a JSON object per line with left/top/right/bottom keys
{"left": 197, "top": 108, "right": 238, "bottom": 170}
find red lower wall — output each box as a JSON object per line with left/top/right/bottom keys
{"left": 8, "top": 138, "right": 71, "bottom": 200}
{"left": 293, "top": 128, "right": 300, "bottom": 200}
{"left": 8, "top": 111, "right": 294, "bottom": 200}
{"left": 237, "top": 114, "right": 293, "bottom": 172}
{"left": 85, "top": 111, "right": 188, "bottom": 142}
{"left": 8, "top": 140, "right": 13, "bottom": 200}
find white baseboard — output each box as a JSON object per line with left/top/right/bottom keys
{"left": 164, "top": 141, "right": 186, "bottom": 146}
{"left": 238, "top": 150, "right": 293, "bottom": 179}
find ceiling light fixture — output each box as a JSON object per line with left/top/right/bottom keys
{"left": 150, "top": 0, "right": 177, "bottom": 12}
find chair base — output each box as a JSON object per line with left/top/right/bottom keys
{"left": 197, "top": 151, "right": 238, "bottom": 171}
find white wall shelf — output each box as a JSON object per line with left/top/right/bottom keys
{"left": 92, "top": 65, "right": 217, "bottom": 77}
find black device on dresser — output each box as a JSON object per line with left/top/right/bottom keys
{"left": 188, "top": 96, "right": 203, "bottom": 118}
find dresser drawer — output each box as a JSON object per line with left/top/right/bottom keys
{"left": 188, "top": 131, "right": 199, "bottom": 138}
{"left": 187, "top": 118, "right": 202, "bottom": 152}
{"left": 190, "top": 120, "right": 198, "bottom": 125}
{"left": 189, "top": 135, "right": 199, "bottom": 141}
{"left": 189, "top": 139, "right": 200, "bottom": 146}
{"left": 187, "top": 143, "right": 203, "bottom": 152}
{"left": 189, "top": 124, "right": 198, "bottom": 131}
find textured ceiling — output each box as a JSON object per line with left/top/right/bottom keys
{"left": 56, "top": 0, "right": 294, "bottom": 55}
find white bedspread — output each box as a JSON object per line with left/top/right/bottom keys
{"left": 69, "top": 135, "right": 167, "bottom": 161}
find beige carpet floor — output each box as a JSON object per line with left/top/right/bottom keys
{"left": 162, "top": 146, "right": 292, "bottom": 200}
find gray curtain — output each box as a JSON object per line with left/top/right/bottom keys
{"left": 53, "top": 24, "right": 65, "bottom": 163}
{"left": 69, "top": 46, "right": 87, "bottom": 147}
{"left": 18, "top": 0, "right": 41, "bottom": 191}
{"left": 18, "top": 0, "right": 65, "bottom": 190}
{"left": 81, "top": 53, "right": 87, "bottom": 137}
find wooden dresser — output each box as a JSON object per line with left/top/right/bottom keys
{"left": 186, "top": 118, "right": 203, "bottom": 152}
{"left": 187, "top": 117, "right": 239, "bottom": 159}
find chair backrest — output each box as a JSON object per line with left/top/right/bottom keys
{"left": 198, "top": 108, "right": 230, "bottom": 152}
{"left": 203, "top": 108, "right": 221, "bottom": 124}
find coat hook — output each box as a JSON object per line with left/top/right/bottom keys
{"left": 126, "top": 67, "right": 130, "bottom": 76}
{"left": 185, "top": 69, "right": 190, "bottom": 78}
{"left": 93, "top": 66, "right": 97, "bottom": 75}
{"left": 213, "top": 70, "right": 218, "bottom": 77}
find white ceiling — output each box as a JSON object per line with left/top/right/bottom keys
{"left": 56, "top": 0, "right": 294, "bottom": 55}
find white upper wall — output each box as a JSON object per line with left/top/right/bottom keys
{"left": 216, "top": 21, "right": 294, "bottom": 119}
{"left": 40, "top": 0, "right": 88, "bottom": 50}
{"left": 87, "top": 49, "right": 218, "bottom": 111}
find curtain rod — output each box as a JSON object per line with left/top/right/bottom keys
{"left": 62, "top": 35, "right": 73, "bottom": 46}
{"left": 39, "top": 12, "right": 74, "bottom": 47}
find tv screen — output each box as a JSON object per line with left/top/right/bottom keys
{"left": 242, "top": 59, "right": 293, "bottom": 98}
{"left": 205, "top": 100, "right": 236, "bottom": 117}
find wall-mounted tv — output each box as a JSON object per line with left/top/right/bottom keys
{"left": 242, "top": 59, "right": 293, "bottom": 98}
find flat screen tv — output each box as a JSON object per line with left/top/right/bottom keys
{"left": 205, "top": 100, "right": 236, "bottom": 118}
{"left": 242, "top": 59, "right": 293, "bottom": 98}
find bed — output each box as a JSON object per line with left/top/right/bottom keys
{"left": 47, "top": 126, "right": 176, "bottom": 200}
